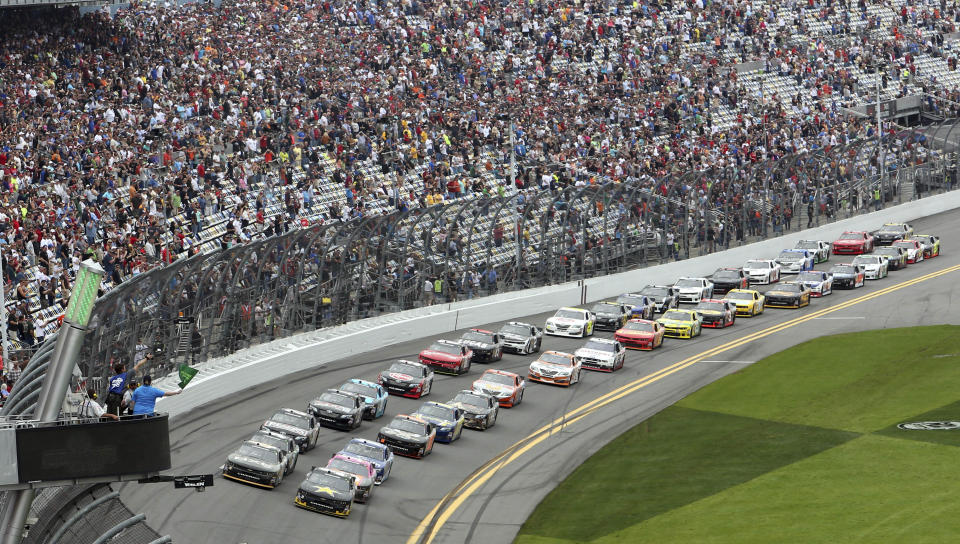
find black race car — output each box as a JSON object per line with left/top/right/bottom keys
{"left": 639, "top": 285, "right": 680, "bottom": 313}
{"left": 590, "top": 302, "right": 630, "bottom": 331}
{"left": 873, "top": 246, "right": 907, "bottom": 270}
{"left": 377, "top": 415, "right": 436, "bottom": 459}
{"left": 497, "top": 321, "right": 542, "bottom": 354}
{"left": 710, "top": 268, "right": 749, "bottom": 295}
{"left": 458, "top": 329, "right": 505, "bottom": 362}
{"left": 294, "top": 467, "right": 356, "bottom": 518}
{"left": 377, "top": 360, "right": 434, "bottom": 399}
{"left": 447, "top": 390, "right": 499, "bottom": 430}
{"left": 308, "top": 389, "right": 363, "bottom": 431}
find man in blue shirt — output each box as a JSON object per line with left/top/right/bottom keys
{"left": 131, "top": 375, "right": 181, "bottom": 416}
{"left": 106, "top": 357, "right": 149, "bottom": 416}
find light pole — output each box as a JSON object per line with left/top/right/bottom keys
{"left": 0, "top": 239, "right": 8, "bottom": 370}
{"left": 877, "top": 63, "right": 885, "bottom": 210}
{"left": 0, "top": 259, "right": 105, "bottom": 544}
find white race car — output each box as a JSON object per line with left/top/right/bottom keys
{"left": 574, "top": 338, "right": 626, "bottom": 372}
{"left": 853, "top": 254, "right": 889, "bottom": 280}
{"left": 775, "top": 249, "right": 815, "bottom": 273}
{"left": 544, "top": 307, "right": 596, "bottom": 338}
{"left": 795, "top": 240, "right": 831, "bottom": 263}
{"left": 674, "top": 277, "right": 714, "bottom": 304}
{"left": 743, "top": 259, "right": 781, "bottom": 284}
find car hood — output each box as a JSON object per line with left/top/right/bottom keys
{"left": 530, "top": 362, "right": 572, "bottom": 372}
{"left": 745, "top": 268, "right": 770, "bottom": 274}
{"left": 227, "top": 453, "right": 282, "bottom": 473}
{"left": 834, "top": 240, "right": 864, "bottom": 245}
{"left": 379, "top": 427, "right": 428, "bottom": 443}
{"left": 547, "top": 317, "right": 586, "bottom": 325}
{"left": 383, "top": 372, "right": 418, "bottom": 382}
{"left": 657, "top": 318, "right": 692, "bottom": 326}
{"left": 338, "top": 452, "right": 386, "bottom": 468}
{"left": 501, "top": 334, "right": 526, "bottom": 342}
{"left": 832, "top": 272, "right": 857, "bottom": 278}
{"left": 298, "top": 482, "right": 353, "bottom": 501}
{"left": 326, "top": 468, "right": 373, "bottom": 487}
{"left": 473, "top": 381, "right": 513, "bottom": 394}
{"left": 594, "top": 311, "right": 620, "bottom": 318}
{"left": 449, "top": 401, "right": 492, "bottom": 415}
{"left": 616, "top": 329, "right": 654, "bottom": 337}
{"left": 677, "top": 286, "right": 702, "bottom": 292}
{"left": 310, "top": 401, "right": 354, "bottom": 414}
{"left": 261, "top": 421, "right": 309, "bottom": 437}
{"left": 697, "top": 309, "right": 723, "bottom": 315}
{"left": 416, "top": 414, "right": 456, "bottom": 428}
{"left": 574, "top": 348, "right": 616, "bottom": 360}
{"left": 767, "top": 290, "right": 800, "bottom": 297}
{"left": 420, "top": 350, "right": 461, "bottom": 361}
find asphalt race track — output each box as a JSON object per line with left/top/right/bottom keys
{"left": 120, "top": 209, "right": 960, "bottom": 544}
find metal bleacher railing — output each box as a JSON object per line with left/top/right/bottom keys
{"left": 60, "top": 121, "right": 960, "bottom": 391}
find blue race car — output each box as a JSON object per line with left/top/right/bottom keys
{"left": 775, "top": 249, "right": 815, "bottom": 273}
{"left": 337, "top": 438, "right": 395, "bottom": 485}
{"left": 615, "top": 293, "right": 655, "bottom": 320}
{"left": 339, "top": 379, "right": 389, "bottom": 420}
{"left": 413, "top": 402, "right": 465, "bottom": 443}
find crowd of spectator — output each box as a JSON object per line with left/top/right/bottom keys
{"left": 2, "top": 0, "right": 959, "bottom": 366}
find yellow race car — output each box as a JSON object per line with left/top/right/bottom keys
{"left": 722, "top": 289, "right": 765, "bottom": 317}
{"left": 656, "top": 309, "right": 703, "bottom": 339}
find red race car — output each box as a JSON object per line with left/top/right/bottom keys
{"left": 832, "top": 231, "right": 874, "bottom": 255}
{"left": 418, "top": 339, "right": 473, "bottom": 376}
{"left": 614, "top": 319, "right": 665, "bottom": 350}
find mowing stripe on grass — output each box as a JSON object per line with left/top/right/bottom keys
{"left": 408, "top": 262, "right": 960, "bottom": 544}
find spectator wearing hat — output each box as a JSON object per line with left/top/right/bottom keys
{"left": 80, "top": 389, "right": 119, "bottom": 421}
{"left": 131, "top": 375, "right": 181, "bottom": 416}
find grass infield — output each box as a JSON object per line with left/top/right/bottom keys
{"left": 515, "top": 326, "right": 960, "bottom": 544}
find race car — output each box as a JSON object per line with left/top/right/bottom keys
{"left": 419, "top": 339, "right": 473, "bottom": 375}
{"left": 458, "top": 329, "right": 504, "bottom": 363}
{"left": 615, "top": 293, "right": 656, "bottom": 320}
{"left": 591, "top": 301, "right": 631, "bottom": 331}
{"left": 294, "top": 466, "right": 356, "bottom": 518}
{"left": 852, "top": 254, "right": 889, "bottom": 280}
{"left": 336, "top": 438, "right": 395, "bottom": 485}
{"left": 743, "top": 259, "right": 781, "bottom": 284}
{"left": 308, "top": 389, "right": 363, "bottom": 431}
{"left": 413, "top": 402, "right": 466, "bottom": 443}
{"left": 832, "top": 231, "right": 874, "bottom": 255}
{"left": 574, "top": 338, "right": 626, "bottom": 372}
{"left": 261, "top": 408, "right": 320, "bottom": 453}
{"left": 829, "top": 263, "right": 866, "bottom": 289}
{"left": 796, "top": 270, "right": 833, "bottom": 297}
{"left": 794, "top": 240, "right": 831, "bottom": 263}
{"left": 447, "top": 390, "right": 499, "bottom": 430}
{"left": 873, "top": 246, "right": 908, "bottom": 270}
{"left": 763, "top": 282, "right": 812, "bottom": 308}
{"left": 694, "top": 299, "right": 737, "bottom": 328}
{"left": 378, "top": 360, "right": 435, "bottom": 399}
{"left": 710, "top": 268, "right": 749, "bottom": 295}
{"left": 249, "top": 430, "right": 299, "bottom": 475}
{"left": 874, "top": 222, "right": 913, "bottom": 245}
{"left": 326, "top": 455, "right": 377, "bottom": 503}
{"left": 338, "top": 379, "right": 389, "bottom": 420}
{"left": 639, "top": 285, "right": 680, "bottom": 313}
{"left": 544, "top": 307, "right": 595, "bottom": 338}
{"left": 528, "top": 351, "right": 582, "bottom": 387}
{"left": 911, "top": 234, "right": 941, "bottom": 258}
{"left": 614, "top": 319, "right": 665, "bottom": 350}
{"left": 472, "top": 369, "right": 525, "bottom": 407}
{"left": 674, "top": 277, "right": 714, "bottom": 304}
{"left": 722, "top": 289, "right": 766, "bottom": 317}
{"left": 656, "top": 309, "right": 703, "bottom": 338}
{"left": 376, "top": 414, "right": 436, "bottom": 459}
{"left": 892, "top": 239, "right": 925, "bottom": 264}
{"left": 497, "top": 321, "right": 542, "bottom": 354}
{"left": 775, "top": 249, "right": 815, "bottom": 273}
{"left": 222, "top": 441, "right": 287, "bottom": 489}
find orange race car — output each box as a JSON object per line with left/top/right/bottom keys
{"left": 472, "top": 369, "right": 525, "bottom": 407}
{"left": 614, "top": 319, "right": 665, "bottom": 350}
{"left": 528, "top": 351, "right": 582, "bottom": 387}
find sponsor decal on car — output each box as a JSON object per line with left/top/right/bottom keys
{"left": 897, "top": 421, "right": 960, "bottom": 430}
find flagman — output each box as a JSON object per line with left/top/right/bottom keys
{"left": 131, "top": 375, "right": 182, "bottom": 416}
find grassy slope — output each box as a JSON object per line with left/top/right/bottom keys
{"left": 515, "top": 326, "right": 960, "bottom": 544}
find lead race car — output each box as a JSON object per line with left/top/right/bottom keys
{"left": 497, "top": 321, "right": 542, "bottom": 354}
{"left": 222, "top": 441, "right": 287, "bottom": 489}
{"left": 544, "top": 307, "right": 596, "bottom": 337}
{"left": 338, "top": 379, "right": 388, "bottom": 420}
{"left": 260, "top": 408, "right": 320, "bottom": 453}
{"left": 447, "top": 390, "right": 499, "bottom": 430}
{"left": 308, "top": 389, "right": 363, "bottom": 431}
{"left": 377, "top": 360, "right": 434, "bottom": 399}
{"left": 911, "top": 234, "right": 941, "bottom": 258}
{"left": 458, "top": 329, "right": 504, "bottom": 362}
{"left": 574, "top": 338, "right": 626, "bottom": 372}
{"left": 852, "top": 254, "right": 889, "bottom": 280}
{"left": 743, "top": 259, "right": 781, "bottom": 284}
{"left": 639, "top": 285, "right": 680, "bottom": 313}
{"left": 419, "top": 339, "right": 473, "bottom": 375}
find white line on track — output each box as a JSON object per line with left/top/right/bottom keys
{"left": 812, "top": 316, "right": 866, "bottom": 320}
{"left": 699, "top": 360, "right": 755, "bottom": 364}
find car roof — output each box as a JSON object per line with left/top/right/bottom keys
{"left": 716, "top": 267, "right": 742, "bottom": 271}
{"left": 435, "top": 339, "right": 462, "bottom": 346}
{"left": 393, "top": 359, "right": 427, "bottom": 368}
{"left": 624, "top": 318, "right": 656, "bottom": 324}
{"left": 348, "top": 378, "right": 380, "bottom": 387}
{"left": 505, "top": 321, "right": 535, "bottom": 327}
{"left": 252, "top": 429, "right": 293, "bottom": 442}
{"left": 277, "top": 408, "right": 310, "bottom": 418}
{"left": 583, "top": 337, "right": 617, "bottom": 344}
{"left": 395, "top": 414, "right": 430, "bottom": 425}
{"left": 662, "top": 309, "right": 697, "bottom": 315}
{"left": 726, "top": 288, "right": 760, "bottom": 294}
{"left": 468, "top": 328, "right": 495, "bottom": 334}
{"left": 597, "top": 301, "right": 622, "bottom": 305}
{"left": 241, "top": 440, "right": 281, "bottom": 453}
{"left": 419, "top": 401, "right": 457, "bottom": 410}
{"left": 697, "top": 299, "right": 727, "bottom": 304}
{"left": 481, "top": 368, "right": 520, "bottom": 378}
{"left": 347, "top": 437, "right": 388, "bottom": 449}
{"left": 558, "top": 306, "right": 587, "bottom": 312}
{"left": 310, "top": 466, "right": 356, "bottom": 482}
{"left": 331, "top": 453, "right": 374, "bottom": 468}
{"left": 618, "top": 293, "right": 646, "bottom": 297}
{"left": 541, "top": 350, "right": 574, "bottom": 357}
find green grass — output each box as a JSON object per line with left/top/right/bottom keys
{"left": 515, "top": 326, "right": 960, "bottom": 544}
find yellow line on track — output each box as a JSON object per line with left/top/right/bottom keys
{"left": 407, "top": 262, "right": 960, "bottom": 544}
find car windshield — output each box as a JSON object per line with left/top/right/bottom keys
{"left": 453, "top": 392, "right": 488, "bottom": 408}
{"left": 839, "top": 233, "right": 864, "bottom": 240}
{"left": 389, "top": 418, "right": 427, "bottom": 434}
{"left": 328, "top": 458, "right": 369, "bottom": 476}
{"left": 480, "top": 372, "right": 516, "bottom": 386}
{"left": 674, "top": 279, "right": 701, "bottom": 288}
{"left": 662, "top": 310, "right": 690, "bottom": 320}
{"left": 460, "top": 331, "right": 494, "bottom": 343}
{"left": 724, "top": 291, "right": 754, "bottom": 301}
{"left": 778, "top": 251, "right": 802, "bottom": 260}
{"left": 343, "top": 442, "right": 385, "bottom": 460}
{"left": 269, "top": 412, "right": 310, "bottom": 429}
{"left": 340, "top": 382, "right": 377, "bottom": 398}
{"left": 616, "top": 295, "right": 645, "bottom": 306}
{"left": 251, "top": 434, "right": 289, "bottom": 452}
{"left": 852, "top": 256, "right": 875, "bottom": 265}
{"left": 592, "top": 303, "right": 619, "bottom": 313}
{"left": 416, "top": 404, "right": 456, "bottom": 420}
{"left": 774, "top": 284, "right": 803, "bottom": 293}
{"left": 893, "top": 241, "right": 915, "bottom": 249}
{"left": 641, "top": 286, "right": 670, "bottom": 297}
{"left": 875, "top": 248, "right": 899, "bottom": 256}
{"left": 236, "top": 444, "right": 278, "bottom": 462}
{"left": 914, "top": 236, "right": 933, "bottom": 244}
{"left": 796, "top": 241, "right": 819, "bottom": 249}
{"left": 306, "top": 471, "right": 352, "bottom": 492}
{"left": 879, "top": 224, "right": 903, "bottom": 233}
{"left": 429, "top": 343, "right": 461, "bottom": 355}
{"left": 744, "top": 260, "right": 769, "bottom": 270}
{"left": 696, "top": 302, "right": 725, "bottom": 312}
{"left": 797, "top": 272, "right": 823, "bottom": 282}
{"left": 581, "top": 340, "right": 616, "bottom": 352}
{"left": 830, "top": 265, "right": 856, "bottom": 275}
{"left": 499, "top": 324, "right": 531, "bottom": 336}
{"left": 554, "top": 309, "right": 585, "bottom": 319}
{"left": 712, "top": 270, "right": 740, "bottom": 281}
{"left": 317, "top": 392, "right": 354, "bottom": 408}
{"left": 388, "top": 362, "right": 422, "bottom": 376}
{"left": 623, "top": 321, "right": 654, "bottom": 332}
{"left": 538, "top": 353, "right": 573, "bottom": 366}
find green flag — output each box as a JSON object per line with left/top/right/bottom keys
{"left": 178, "top": 364, "right": 199, "bottom": 389}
